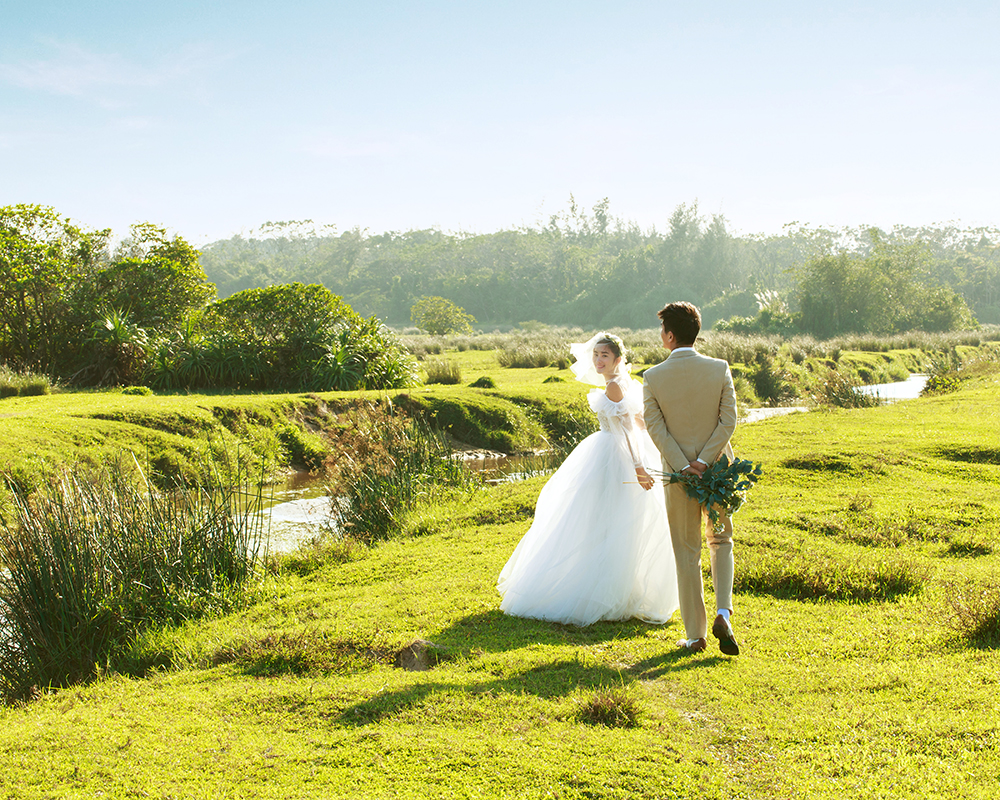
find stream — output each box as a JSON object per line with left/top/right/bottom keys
{"left": 260, "top": 374, "right": 930, "bottom": 553}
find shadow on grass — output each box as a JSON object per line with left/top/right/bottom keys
{"left": 335, "top": 650, "right": 711, "bottom": 727}
{"left": 333, "top": 610, "right": 715, "bottom": 727}
{"left": 430, "top": 609, "right": 666, "bottom": 654}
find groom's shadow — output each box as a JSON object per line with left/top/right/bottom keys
{"left": 430, "top": 609, "right": 728, "bottom": 671}
{"left": 331, "top": 609, "right": 723, "bottom": 728}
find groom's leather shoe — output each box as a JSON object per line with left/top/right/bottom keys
{"left": 712, "top": 615, "right": 740, "bottom": 656}
{"left": 677, "top": 637, "right": 707, "bottom": 652}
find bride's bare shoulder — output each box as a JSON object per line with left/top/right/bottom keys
{"left": 604, "top": 378, "right": 625, "bottom": 402}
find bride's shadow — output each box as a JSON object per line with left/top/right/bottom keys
{"left": 335, "top": 610, "right": 722, "bottom": 727}
{"left": 429, "top": 609, "right": 684, "bottom": 654}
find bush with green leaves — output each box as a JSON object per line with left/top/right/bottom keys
{"left": 147, "top": 283, "right": 417, "bottom": 392}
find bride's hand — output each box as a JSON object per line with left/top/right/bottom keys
{"left": 635, "top": 466, "right": 654, "bottom": 491}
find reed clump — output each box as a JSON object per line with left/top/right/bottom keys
{"left": 325, "top": 401, "right": 479, "bottom": 544}
{"left": 0, "top": 456, "right": 266, "bottom": 702}
{"left": 576, "top": 685, "right": 642, "bottom": 728}
{"left": 815, "top": 369, "right": 881, "bottom": 408}
{"left": 0, "top": 365, "right": 53, "bottom": 398}
{"left": 943, "top": 581, "right": 1000, "bottom": 646}
{"left": 423, "top": 358, "right": 462, "bottom": 385}
{"left": 736, "top": 547, "right": 928, "bottom": 602}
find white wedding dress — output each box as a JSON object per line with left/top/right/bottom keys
{"left": 497, "top": 375, "right": 679, "bottom": 626}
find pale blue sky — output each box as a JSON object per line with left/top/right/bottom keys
{"left": 2, "top": 1, "right": 998, "bottom": 244}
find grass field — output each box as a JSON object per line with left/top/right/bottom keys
{"left": 0, "top": 354, "right": 999, "bottom": 798}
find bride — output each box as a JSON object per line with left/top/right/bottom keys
{"left": 497, "top": 332, "right": 679, "bottom": 626}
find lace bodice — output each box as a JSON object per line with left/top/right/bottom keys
{"left": 588, "top": 376, "right": 647, "bottom": 467}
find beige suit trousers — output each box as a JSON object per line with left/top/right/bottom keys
{"left": 665, "top": 483, "right": 733, "bottom": 640}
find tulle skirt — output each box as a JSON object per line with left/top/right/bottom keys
{"left": 497, "top": 430, "right": 679, "bottom": 626}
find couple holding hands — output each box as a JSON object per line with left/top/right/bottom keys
{"left": 497, "top": 301, "right": 740, "bottom": 656}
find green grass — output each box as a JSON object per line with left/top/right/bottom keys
{"left": 1, "top": 357, "right": 1000, "bottom": 797}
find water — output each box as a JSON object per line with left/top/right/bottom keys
{"left": 260, "top": 474, "right": 333, "bottom": 554}
{"left": 857, "top": 373, "right": 928, "bottom": 401}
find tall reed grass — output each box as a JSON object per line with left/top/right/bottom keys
{"left": 0, "top": 365, "right": 52, "bottom": 398}
{"left": 325, "top": 401, "right": 479, "bottom": 544}
{"left": 815, "top": 369, "right": 881, "bottom": 408}
{"left": 423, "top": 358, "right": 462, "bottom": 385}
{"left": 0, "top": 455, "right": 266, "bottom": 702}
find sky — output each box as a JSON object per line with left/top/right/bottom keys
{"left": 2, "top": 1, "right": 999, "bottom": 245}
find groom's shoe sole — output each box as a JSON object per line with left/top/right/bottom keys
{"left": 712, "top": 616, "right": 740, "bottom": 656}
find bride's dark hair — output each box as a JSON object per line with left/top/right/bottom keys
{"left": 595, "top": 333, "right": 625, "bottom": 361}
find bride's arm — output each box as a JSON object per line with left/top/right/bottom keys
{"left": 605, "top": 381, "right": 654, "bottom": 491}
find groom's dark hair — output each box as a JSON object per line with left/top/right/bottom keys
{"left": 658, "top": 301, "right": 701, "bottom": 346}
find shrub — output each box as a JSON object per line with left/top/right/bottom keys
{"left": 469, "top": 375, "right": 497, "bottom": 388}
{"left": 816, "top": 369, "right": 880, "bottom": 408}
{"left": 121, "top": 385, "right": 154, "bottom": 396}
{"left": 747, "top": 352, "right": 798, "bottom": 405}
{"left": 324, "top": 401, "right": 478, "bottom": 544}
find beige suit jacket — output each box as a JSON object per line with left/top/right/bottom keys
{"left": 642, "top": 349, "right": 737, "bottom": 473}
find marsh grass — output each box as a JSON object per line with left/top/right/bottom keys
{"left": 0, "top": 455, "right": 266, "bottom": 701}
{"left": 496, "top": 343, "right": 569, "bottom": 369}
{"left": 325, "top": 400, "right": 479, "bottom": 544}
{"left": 943, "top": 582, "right": 1000, "bottom": 646}
{"left": 816, "top": 368, "right": 881, "bottom": 408}
{"left": 736, "top": 546, "right": 929, "bottom": 602}
{"left": 576, "top": 683, "right": 642, "bottom": 728}
{"left": 423, "top": 358, "right": 462, "bottom": 384}
{"left": 0, "top": 365, "right": 52, "bottom": 398}
{"left": 211, "top": 630, "right": 390, "bottom": 676}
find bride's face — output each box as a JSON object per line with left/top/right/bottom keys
{"left": 592, "top": 344, "right": 621, "bottom": 377}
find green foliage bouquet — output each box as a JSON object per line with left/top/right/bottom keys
{"left": 650, "top": 454, "right": 762, "bottom": 531}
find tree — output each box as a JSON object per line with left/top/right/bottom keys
{"left": 0, "top": 204, "right": 109, "bottom": 373}
{"left": 797, "top": 234, "right": 977, "bottom": 337}
{"left": 410, "top": 296, "right": 476, "bottom": 335}
{"left": 88, "top": 223, "right": 215, "bottom": 329}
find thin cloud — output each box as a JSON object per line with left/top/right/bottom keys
{"left": 0, "top": 39, "right": 233, "bottom": 103}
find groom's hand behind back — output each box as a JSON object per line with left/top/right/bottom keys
{"left": 683, "top": 461, "right": 707, "bottom": 478}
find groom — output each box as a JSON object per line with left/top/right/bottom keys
{"left": 642, "top": 301, "right": 740, "bottom": 655}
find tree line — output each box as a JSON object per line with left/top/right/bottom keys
{"left": 199, "top": 199, "right": 1000, "bottom": 335}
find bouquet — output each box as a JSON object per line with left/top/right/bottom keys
{"left": 649, "top": 454, "right": 762, "bottom": 531}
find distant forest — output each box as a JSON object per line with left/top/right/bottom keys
{"left": 199, "top": 200, "right": 1000, "bottom": 335}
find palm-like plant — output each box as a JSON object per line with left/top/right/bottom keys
{"left": 81, "top": 308, "right": 150, "bottom": 386}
